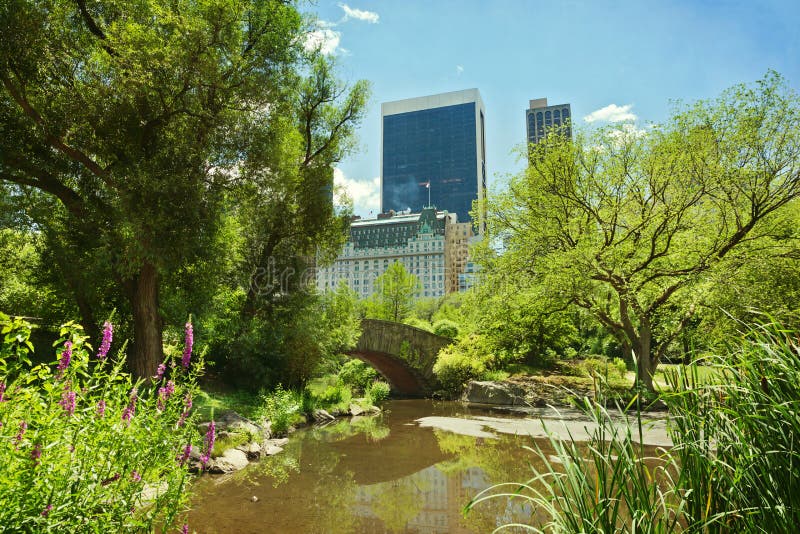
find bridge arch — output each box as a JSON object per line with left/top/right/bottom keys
{"left": 345, "top": 319, "right": 453, "bottom": 397}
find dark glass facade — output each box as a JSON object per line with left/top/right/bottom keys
{"left": 382, "top": 102, "right": 480, "bottom": 222}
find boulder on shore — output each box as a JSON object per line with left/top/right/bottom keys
{"left": 462, "top": 381, "right": 528, "bottom": 406}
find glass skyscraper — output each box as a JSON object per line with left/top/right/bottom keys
{"left": 381, "top": 89, "right": 486, "bottom": 227}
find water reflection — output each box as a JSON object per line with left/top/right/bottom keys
{"left": 188, "top": 400, "right": 657, "bottom": 533}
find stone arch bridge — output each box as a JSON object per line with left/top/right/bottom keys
{"left": 345, "top": 319, "right": 453, "bottom": 397}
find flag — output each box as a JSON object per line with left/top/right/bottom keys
{"left": 423, "top": 181, "right": 430, "bottom": 189}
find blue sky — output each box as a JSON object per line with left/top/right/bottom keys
{"left": 302, "top": 1, "right": 800, "bottom": 217}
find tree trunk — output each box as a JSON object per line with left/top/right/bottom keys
{"left": 129, "top": 261, "right": 163, "bottom": 378}
{"left": 633, "top": 323, "right": 656, "bottom": 391}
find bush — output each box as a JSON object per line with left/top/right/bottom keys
{"left": 432, "top": 319, "right": 459, "bottom": 339}
{"left": 337, "top": 359, "right": 378, "bottom": 393}
{"left": 366, "top": 381, "right": 391, "bottom": 405}
{"left": 402, "top": 317, "right": 433, "bottom": 332}
{"left": 0, "top": 314, "right": 200, "bottom": 532}
{"left": 318, "top": 384, "right": 347, "bottom": 405}
{"left": 259, "top": 385, "right": 300, "bottom": 436}
{"left": 433, "top": 347, "right": 487, "bottom": 395}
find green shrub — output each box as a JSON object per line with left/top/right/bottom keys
{"left": 0, "top": 313, "right": 200, "bottom": 531}
{"left": 432, "top": 319, "right": 459, "bottom": 339}
{"left": 366, "top": 381, "right": 391, "bottom": 405}
{"left": 337, "top": 359, "right": 378, "bottom": 393}
{"left": 433, "top": 347, "right": 487, "bottom": 395}
{"left": 319, "top": 384, "right": 346, "bottom": 405}
{"left": 402, "top": 316, "right": 433, "bottom": 332}
{"left": 259, "top": 385, "right": 300, "bottom": 436}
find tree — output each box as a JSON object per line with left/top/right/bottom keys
{"left": 487, "top": 72, "right": 800, "bottom": 390}
{"left": 366, "top": 262, "right": 421, "bottom": 323}
{"left": 0, "top": 1, "right": 365, "bottom": 377}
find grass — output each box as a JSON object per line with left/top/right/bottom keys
{"left": 194, "top": 388, "right": 261, "bottom": 421}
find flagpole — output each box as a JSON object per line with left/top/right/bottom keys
{"left": 428, "top": 182, "right": 431, "bottom": 208}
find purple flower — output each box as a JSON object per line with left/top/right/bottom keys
{"left": 131, "top": 470, "right": 141, "bottom": 483}
{"left": 182, "top": 321, "right": 193, "bottom": 368}
{"left": 154, "top": 363, "right": 166, "bottom": 381}
{"left": 157, "top": 380, "right": 176, "bottom": 411}
{"left": 200, "top": 420, "right": 215, "bottom": 468}
{"left": 31, "top": 443, "right": 42, "bottom": 465}
{"left": 122, "top": 388, "right": 138, "bottom": 424}
{"left": 14, "top": 421, "right": 27, "bottom": 449}
{"left": 96, "top": 400, "right": 106, "bottom": 417}
{"left": 96, "top": 321, "right": 113, "bottom": 360}
{"left": 182, "top": 525, "right": 189, "bottom": 534}
{"left": 177, "top": 393, "right": 192, "bottom": 427}
{"left": 57, "top": 341, "right": 72, "bottom": 377}
{"left": 177, "top": 443, "right": 192, "bottom": 466}
{"left": 41, "top": 504, "right": 53, "bottom": 517}
{"left": 0, "top": 381, "right": 6, "bottom": 402}
{"left": 59, "top": 389, "right": 76, "bottom": 416}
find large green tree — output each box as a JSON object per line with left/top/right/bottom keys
{"left": 486, "top": 72, "right": 800, "bottom": 390}
{"left": 366, "top": 261, "right": 422, "bottom": 323}
{"left": 0, "top": 1, "right": 366, "bottom": 378}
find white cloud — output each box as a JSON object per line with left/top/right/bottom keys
{"left": 339, "top": 3, "right": 380, "bottom": 23}
{"left": 583, "top": 103, "right": 637, "bottom": 123}
{"left": 334, "top": 168, "right": 380, "bottom": 216}
{"left": 456, "top": 65, "right": 464, "bottom": 76}
{"left": 304, "top": 28, "right": 342, "bottom": 55}
{"left": 606, "top": 123, "right": 647, "bottom": 146}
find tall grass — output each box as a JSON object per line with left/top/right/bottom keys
{"left": 466, "top": 322, "right": 800, "bottom": 533}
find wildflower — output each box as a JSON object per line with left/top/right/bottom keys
{"left": 157, "top": 380, "right": 176, "bottom": 411}
{"left": 59, "top": 389, "right": 76, "bottom": 416}
{"left": 101, "top": 472, "right": 121, "bottom": 486}
{"left": 131, "top": 470, "right": 142, "bottom": 483}
{"left": 182, "top": 321, "right": 193, "bottom": 368}
{"left": 31, "top": 443, "right": 42, "bottom": 465}
{"left": 154, "top": 362, "right": 166, "bottom": 381}
{"left": 122, "top": 388, "right": 138, "bottom": 424}
{"left": 96, "top": 399, "right": 106, "bottom": 417}
{"left": 177, "top": 443, "right": 192, "bottom": 466}
{"left": 200, "top": 420, "right": 215, "bottom": 468}
{"left": 13, "top": 421, "right": 27, "bottom": 449}
{"left": 41, "top": 504, "right": 53, "bottom": 517}
{"left": 177, "top": 393, "right": 192, "bottom": 427}
{"left": 0, "top": 381, "right": 6, "bottom": 402}
{"left": 57, "top": 341, "right": 72, "bottom": 377}
{"left": 96, "top": 321, "right": 113, "bottom": 360}
{"left": 182, "top": 525, "right": 189, "bottom": 534}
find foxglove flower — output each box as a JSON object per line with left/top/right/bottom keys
{"left": 182, "top": 321, "right": 193, "bottom": 368}
{"left": 182, "top": 525, "right": 189, "bottom": 534}
{"left": 31, "top": 443, "right": 42, "bottom": 465}
{"left": 131, "top": 470, "right": 141, "bottom": 483}
{"left": 154, "top": 363, "right": 166, "bottom": 381}
{"left": 122, "top": 388, "right": 138, "bottom": 424}
{"left": 0, "top": 381, "right": 6, "bottom": 402}
{"left": 157, "top": 380, "right": 176, "bottom": 411}
{"left": 57, "top": 341, "right": 72, "bottom": 377}
{"left": 59, "top": 389, "right": 76, "bottom": 416}
{"left": 177, "top": 393, "right": 192, "bottom": 427}
{"left": 13, "top": 421, "right": 27, "bottom": 449}
{"left": 177, "top": 443, "right": 192, "bottom": 466}
{"left": 96, "top": 321, "right": 113, "bottom": 360}
{"left": 41, "top": 505, "right": 53, "bottom": 517}
{"left": 96, "top": 399, "right": 106, "bottom": 417}
{"left": 200, "top": 420, "right": 215, "bottom": 468}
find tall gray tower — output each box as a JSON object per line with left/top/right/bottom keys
{"left": 526, "top": 98, "right": 572, "bottom": 146}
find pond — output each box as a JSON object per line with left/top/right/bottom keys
{"left": 188, "top": 400, "right": 670, "bottom": 533}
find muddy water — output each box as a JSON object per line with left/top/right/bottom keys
{"left": 188, "top": 400, "right": 670, "bottom": 533}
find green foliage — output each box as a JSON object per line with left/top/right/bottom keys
{"left": 366, "top": 381, "right": 391, "bottom": 405}
{"left": 318, "top": 384, "right": 347, "bottom": 406}
{"left": 469, "top": 321, "right": 800, "bottom": 532}
{"left": 365, "top": 262, "right": 421, "bottom": 322}
{"left": 0, "top": 313, "right": 199, "bottom": 531}
{"left": 337, "top": 359, "right": 378, "bottom": 393}
{"left": 402, "top": 316, "right": 433, "bottom": 332}
{"left": 432, "top": 336, "right": 492, "bottom": 395}
{"left": 432, "top": 319, "right": 459, "bottom": 339}
{"left": 482, "top": 72, "right": 800, "bottom": 390}
{"left": 258, "top": 385, "right": 301, "bottom": 437}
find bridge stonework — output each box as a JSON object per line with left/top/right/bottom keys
{"left": 346, "top": 319, "right": 452, "bottom": 397}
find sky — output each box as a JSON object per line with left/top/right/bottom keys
{"left": 300, "top": 0, "right": 800, "bottom": 217}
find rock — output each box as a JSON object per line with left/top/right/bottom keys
{"left": 349, "top": 403, "right": 365, "bottom": 416}
{"left": 235, "top": 441, "right": 262, "bottom": 461}
{"left": 462, "top": 381, "right": 528, "bottom": 406}
{"left": 263, "top": 444, "right": 283, "bottom": 456}
{"left": 251, "top": 496, "right": 259, "bottom": 503}
{"left": 207, "top": 448, "right": 249, "bottom": 474}
{"left": 262, "top": 438, "right": 288, "bottom": 456}
{"left": 312, "top": 409, "right": 335, "bottom": 423}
